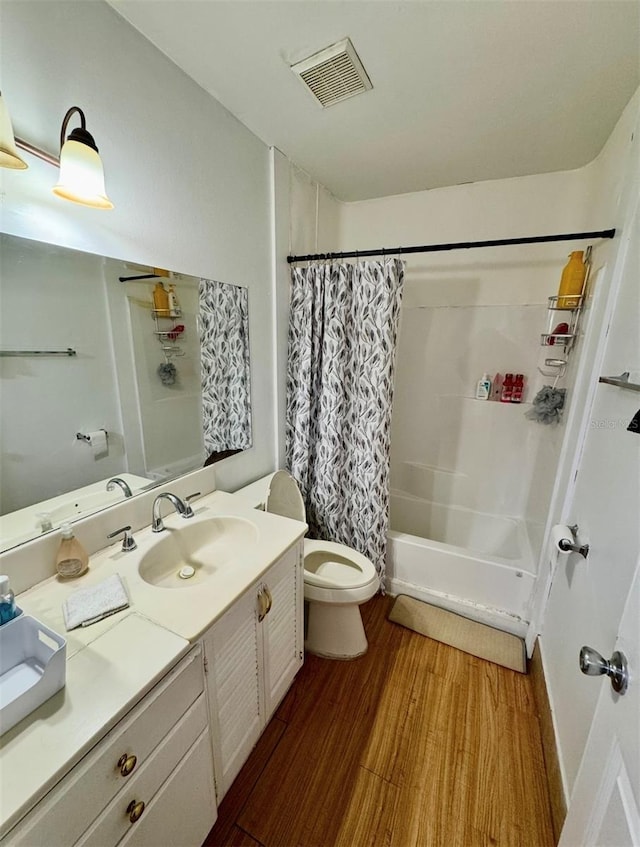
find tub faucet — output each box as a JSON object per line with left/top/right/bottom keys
{"left": 151, "top": 492, "right": 195, "bottom": 533}
{"left": 106, "top": 477, "right": 133, "bottom": 498}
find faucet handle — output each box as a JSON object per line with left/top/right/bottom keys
{"left": 183, "top": 492, "right": 201, "bottom": 518}
{"left": 107, "top": 525, "right": 137, "bottom": 552}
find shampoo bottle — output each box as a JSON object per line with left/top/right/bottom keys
{"left": 0, "top": 575, "right": 18, "bottom": 625}
{"left": 511, "top": 374, "right": 525, "bottom": 403}
{"left": 501, "top": 373, "right": 514, "bottom": 403}
{"left": 56, "top": 524, "right": 89, "bottom": 579}
{"left": 557, "top": 251, "right": 587, "bottom": 308}
{"left": 475, "top": 374, "right": 491, "bottom": 400}
{"left": 153, "top": 281, "right": 170, "bottom": 313}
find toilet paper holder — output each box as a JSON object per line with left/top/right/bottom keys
{"left": 558, "top": 524, "right": 589, "bottom": 559}
{"left": 76, "top": 429, "right": 108, "bottom": 444}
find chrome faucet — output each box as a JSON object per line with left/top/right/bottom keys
{"left": 106, "top": 477, "right": 133, "bottom": 498}
{"left": 151, "top": 492, "right": 196, "bottom": 533}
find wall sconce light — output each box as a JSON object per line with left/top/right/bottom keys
{"left": 1, "top": 96, "right": 114, "bottom": 210}
{"left": 0, "top": 92, "right": 28, "bottom": 169}
{"left": 52, "top": 107, "right": 113, "bottom": 209}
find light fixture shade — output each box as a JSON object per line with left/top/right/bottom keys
{"left": 0, "top": 92, "right": 28, "bottom": 170}
{"left": 53, "top": 138, "right": 114, "bottom": 209}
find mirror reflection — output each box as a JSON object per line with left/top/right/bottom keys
{"left": 0, "top": 233, "right": 252, "bottom": 553}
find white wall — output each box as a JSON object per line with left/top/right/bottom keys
{"left": 0, "top": 0, "right": 275, "bottom": 494}
{"left": 337, "top": 165, "right": 598, "bottom": 566}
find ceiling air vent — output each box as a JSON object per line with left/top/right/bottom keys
{"left": 291, "top": 38, "right": 372, "bottom": 108}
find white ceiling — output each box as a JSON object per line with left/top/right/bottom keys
{"left": 108, "top": 0, "right": 639, "bottom": 201}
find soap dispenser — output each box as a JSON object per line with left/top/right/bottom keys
{"left": 56, "top": 524, "right": 89, "bottom": 579}
{"left": 0, "top": 575, "right": 18, "bottom": 625}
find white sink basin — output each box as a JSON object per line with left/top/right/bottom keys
{"left": 137, "top": 516, "right": 259, "bottom": 589}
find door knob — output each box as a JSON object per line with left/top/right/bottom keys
{"left": 579, "top": 646, "right": 629, "bottom": 694}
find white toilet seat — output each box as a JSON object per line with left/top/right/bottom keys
{"left": 303, "top": 539, "right": 379, "bottom": 604}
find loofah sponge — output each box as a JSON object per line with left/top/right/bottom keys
{"left": 158, "top": 362, "right": 177, "bottom": 385}
{"left": 525, "top": 386, "right": 566, "bottom": 425}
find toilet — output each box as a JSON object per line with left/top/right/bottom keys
{"left": 238, "top": 471, "right": 379, "bottom": 659}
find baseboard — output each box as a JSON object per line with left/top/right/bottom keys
{"left": 530, "top": 638, "right": 567, "bottom": 843}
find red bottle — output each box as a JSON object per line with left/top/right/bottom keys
{"left": 501, "top": 373, "right": 514, "bottom": 403}
{"left": 511, "top": 374, "right": 525, "bottom": 403}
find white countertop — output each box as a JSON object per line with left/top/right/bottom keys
{"left": 0, "top": 490, "right": 306, "bottom": 837}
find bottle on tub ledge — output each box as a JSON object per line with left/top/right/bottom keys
{"left": 500, "top": 373, "right": 514, "bottom": 403}
{"left": 490, "top": 373, "right": 503, "bottom": 401}
{"left": 475, "top": 373, "right": 492, "bottom": 400}
{"left": 511, "top": 374, "right": 526, "bottom": 403}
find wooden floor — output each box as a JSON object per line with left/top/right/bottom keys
{"left": 204, "top": 595, "right": 555, "bottom": 847}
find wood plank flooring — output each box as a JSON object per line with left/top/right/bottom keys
{"left": 204, "top": 595, "right": 555, "bottom": 847}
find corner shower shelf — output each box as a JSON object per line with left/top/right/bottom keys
{"left": 151, "top": 303, "right": 184, "bottom": 360}
{"left": 541, "top": 295, "right": 583, "bottom": 353}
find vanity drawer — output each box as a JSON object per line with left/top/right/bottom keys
{"left": 77, "top": 695, "right": 212, "bottom": 847}
{"left": 116, "top": 729, "right": 215, "bottom": 847}
{"left": 8, "top": 646, "right": 204, "bottom": 847}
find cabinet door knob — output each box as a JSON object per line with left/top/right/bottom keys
{"left": 117, "top": 753, "right": 137, "bottom": 777}
{"left": 257, "top": 588, "right": 267, "bottom": 622}
{"left": 126, "top": 800, "right": 145, "bottom": 823}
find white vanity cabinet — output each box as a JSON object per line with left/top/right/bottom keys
{"left": 202, "top": 541, "right": 303, "bottom": 800}
{"left": 4, "top": 646, "right": 216, "bottom": 847}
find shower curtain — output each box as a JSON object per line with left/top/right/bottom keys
{"left": 199, "top": 278, "right": 252, "bottom": 457}
{"left": 286, "top": 259, "right": 404, "bottom": 581}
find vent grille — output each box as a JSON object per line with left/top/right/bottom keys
{"left": 291, "top": 38, "right": 372, "bottom": 108}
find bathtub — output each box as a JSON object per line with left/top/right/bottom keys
{"left": 386, "top": 491, "right": 536, "bottom": 636}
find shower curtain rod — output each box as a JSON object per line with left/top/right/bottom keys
{"left": 286, "top": 228, "right": 616, "bottom": 263}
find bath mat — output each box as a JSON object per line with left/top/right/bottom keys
{"left": 388, "top": 595, "right": 527, "bottom": 673}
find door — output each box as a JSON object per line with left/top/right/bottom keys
{"left": 557, "top": 197, "right": 640, "bottom": 841}
{"left": 559, "top": 560, "right": 640, "bottom": 846}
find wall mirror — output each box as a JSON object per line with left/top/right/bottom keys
{"left": 0, "top": 232, "right": 252, "bottom": 553}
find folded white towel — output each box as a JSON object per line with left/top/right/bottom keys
{"left": 62, "top": 574, "right": 129, "bottom": 631}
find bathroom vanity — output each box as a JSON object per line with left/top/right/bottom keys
{"left": 0, "top": 490, "right": 306, "bottom": 846}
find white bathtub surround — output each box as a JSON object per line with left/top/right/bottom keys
{"left": 286, "top": 260, "right": 404, "bottom": 579}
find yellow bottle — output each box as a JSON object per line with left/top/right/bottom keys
{"left": 153, "top": 281, "right": 170, "bottom": 313}
{"left": 557, "top": 251, "right": 587, "bottom": 308}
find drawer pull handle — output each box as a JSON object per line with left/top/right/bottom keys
{"left": 264, "top": 586, "right": 273, "bottom": 615}
{"left": 126, "top": 800, "right": 145, "bottom": 823}
{"left": 117, "top": 754, "right": 137, "bottom": 777}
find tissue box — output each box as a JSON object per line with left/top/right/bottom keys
{"left": 0, "top": 614, "right": 66, "bottom": 735}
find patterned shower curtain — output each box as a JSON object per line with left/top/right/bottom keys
{"left": 199, "top": 278, "right": 252, "bottom": 457}
{"left": 286, "top": 259, "right": 404, "bottom": 581}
